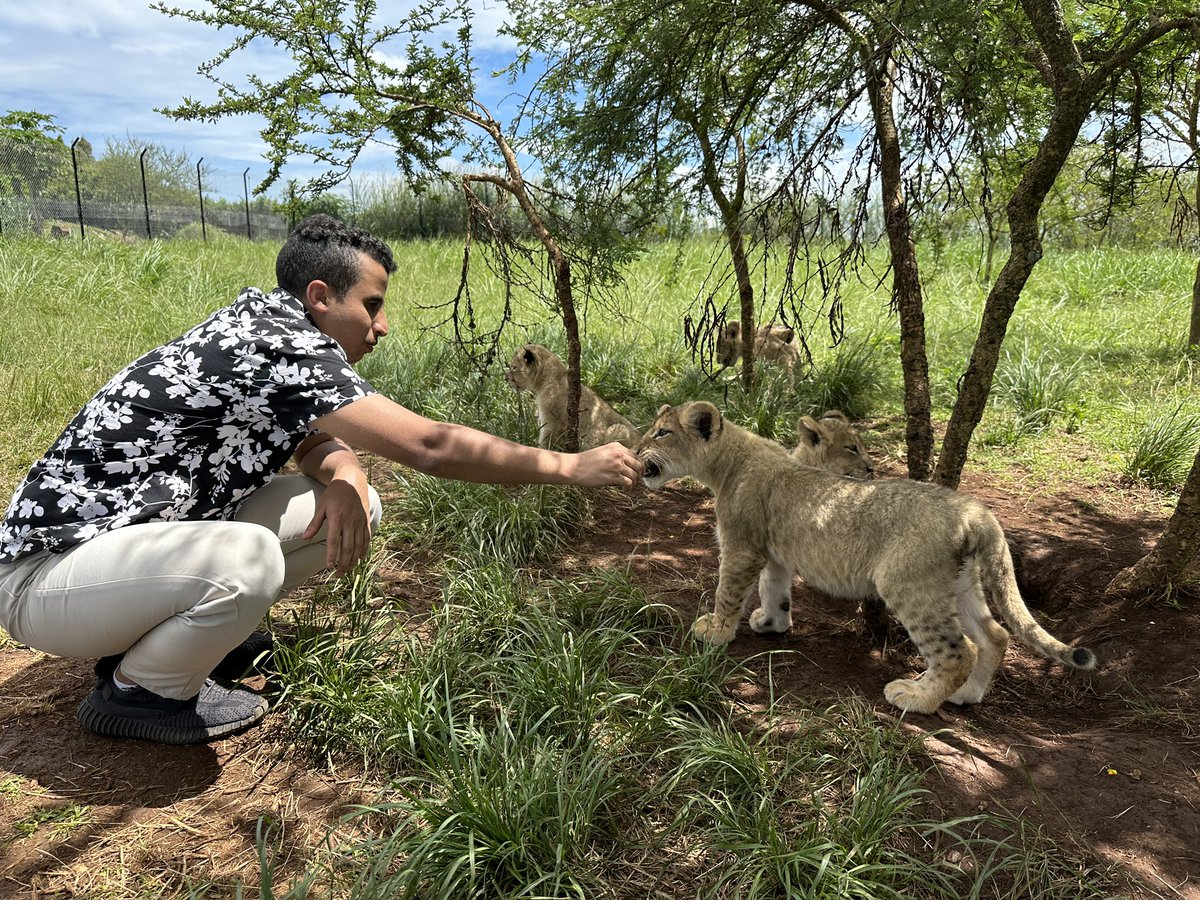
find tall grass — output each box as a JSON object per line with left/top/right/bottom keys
{"left": 1122, "top": 407, "right": 1200, "bottom": 488}
{"left": 4, "top": 233, "right": 1198, "bottom": 496}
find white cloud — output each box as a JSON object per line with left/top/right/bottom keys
{"left": 0, "top": 0, "right": 525, "bottom": 196}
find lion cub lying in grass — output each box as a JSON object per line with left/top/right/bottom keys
{"left": 636, "top": 401, "right": 1096, "bottom": 714}
{"left": 505, "top": 343, "right": 641, "bottom": 449}
{"left": 791, "top": 410, "right": 874, "bottom": 478}
{"left": 716, "top": 322, "right": 801, "bottom": 375}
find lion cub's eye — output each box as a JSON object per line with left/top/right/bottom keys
{"left": 846, "top": 445, "right": 859, "bottom": 454}
{"left": 654, "top": 428, "right": 672, "bottom": 439}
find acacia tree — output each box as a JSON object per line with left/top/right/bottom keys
{"left": 788, "top": 0, "right": 943, "bottom": 478}
{"left": 1151, "top": 23, "right": 1200, "bottom": 346}
{"left": 508, "top": 0, "right": 866, "bottom": 392}
{"left": 154, "top": 0, "right": 603, "bottom": 449}
{"left": 934, "top": 0, "right": 1200, "bottom": 488}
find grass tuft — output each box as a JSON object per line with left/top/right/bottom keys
{"left": 1121, "top": 407, "right": 1200, "bottom": 489}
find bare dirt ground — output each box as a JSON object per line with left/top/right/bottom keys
{"left": 2, "top": 450, "right": 1198, "bottom": 898}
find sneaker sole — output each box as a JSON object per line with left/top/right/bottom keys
{"left": 77, "top": 696, "right": 267, "bottom": 745}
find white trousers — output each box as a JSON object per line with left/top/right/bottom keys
{"left": 0, "top": 475, "right": 382, "bottom": 700}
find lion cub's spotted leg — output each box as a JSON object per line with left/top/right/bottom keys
{"left": 947, "top": 563, "right": 1010, "bottom": 705}
{"left": 749, "top": 558, "right": 794, "bottom": 634}
{"left": 695, "top": 547, "right": 766, "bottom": 644}
{"left": 878, "top": 585, "right": 977, "bottom": 714}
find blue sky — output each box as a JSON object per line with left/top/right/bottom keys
{"left": 0, "top": 0, "right": 525, "bottom": 199}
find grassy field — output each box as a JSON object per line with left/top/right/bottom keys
{"left": 2, "top": 232, "right": 1196, "bottom": 896}
{"left": 2, "top": 233, "right": 1197, "bottom": 500}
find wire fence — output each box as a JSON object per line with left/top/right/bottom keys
{"left": 0, "top": 136, "right": 288, "bottom": 242}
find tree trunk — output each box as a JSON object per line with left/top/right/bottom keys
{"left": 1107, "top": 447, "right": 1200, "bottom": 596}
{"left": 867, "top": 48, "right": 934, "bottom": 481}
{"left": 699, "top": 127, "right": 755, "bottom": 392}
{"left": 934, "top": 0, "right": 1091, "bottom": 488}
{"left": 474, "top": 125, "right": 584, "bottom": 451}
{"left": 1191, "top": 255, "right": 1200, "bottom": 348}
{"left": 554, "top": 253, "right": 582, "bottom": 452}
{"left": 725, "top": 217, "right": 757, "bottom": 392}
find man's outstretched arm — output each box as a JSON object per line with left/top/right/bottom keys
{"left": 312, "top": 394, "right": 642, "bottom": 489}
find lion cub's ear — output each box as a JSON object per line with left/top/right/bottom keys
{"left": 685, "top": 401, "right": 723, "bottom": 441}
{"left": 522, "top": 346, "right": 537, "bottom": 365}
{"left": 658, "top": 404, "right": 671, "bottom": 416}
{"left": 796, "top": 415, "right": 822, "bottom": 448}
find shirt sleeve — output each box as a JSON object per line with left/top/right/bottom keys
{"left": 249, "top": 329, "right": 377, "bottom": 437}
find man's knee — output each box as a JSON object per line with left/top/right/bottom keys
{"left": 216, "top": 524, "right": 286, "bottom": 604}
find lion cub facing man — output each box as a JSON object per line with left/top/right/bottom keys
{"left": 636, "top": 401, "right": 1095, "bottom": 714}
{"left": 505, "top": 343, "right": 641, "bottom": 449}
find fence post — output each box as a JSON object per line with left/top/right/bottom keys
{"left": 242, "top": 168, "right": 252, "bottom": 240}
{"left": 139, "top": 147, "right": 152, "bottom": 240}
{"left": 197, "top": 157, "right": 207, "bottom": 241}
{"left": 70, "top": 137, "right": 86, "bottom": 242}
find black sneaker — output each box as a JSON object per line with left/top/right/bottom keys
{"left": 78, "top": 675, "right": 268, "bottom": 744}
{"left": 211, "top": 631, "right": 275, "bottom": 681}
{"left": 93, "top": 631, "right": 276, "bottom": 685}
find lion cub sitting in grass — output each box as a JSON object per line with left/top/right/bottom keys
{"left": 716, "top": 322, "right": 801, "bottom": 376}
{"left": 505, "top": 343, "right": 641, "bottom": 449}
{"left": 636, "top": 401, "right": 1096, "bottom": 714}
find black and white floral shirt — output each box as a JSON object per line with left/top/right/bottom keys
{"left": 0, "top": 287, "right": 375, "bottom": 563}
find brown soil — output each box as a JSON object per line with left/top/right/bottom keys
{"left": 2, "top": 456, "right": 1198, "bottom": 898}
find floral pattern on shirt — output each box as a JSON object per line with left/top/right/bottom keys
{"left": 0, "top": 287, "right": 375, "bottom": 563}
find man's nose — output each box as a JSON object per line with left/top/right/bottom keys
{"left": 375, "top": 311, "right": 389, "bottom": 337}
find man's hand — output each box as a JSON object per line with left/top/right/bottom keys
{"left": 302, "top": 479, "right": 372, "bottom": 576}
{"left": 569, "top": 442, "right": 644, "bottom": 488}
{"left": 295, "top": 432, "right": 374, "bottom": 576}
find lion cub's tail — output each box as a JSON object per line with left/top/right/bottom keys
{"left": 969, "top": 512, "right": 1097, "bottom": 671}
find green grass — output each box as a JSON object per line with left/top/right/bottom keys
{"left": 1121, "top": 406, "right": 1200, "bottom": 489}
{"left": 257, "top": 561, "right": 1122, "bottom": 899}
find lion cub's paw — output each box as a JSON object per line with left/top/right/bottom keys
{"left": 749, "top": 607, "right": 791, "bottom": 634}
{"left": 693, "top": 613, "right": 738, "bottom": 644}
{"left": 946, "top": 682, "right": 986, "bottom": 706}
{"left": 883, "top": 678, "right": 943, "bottom": 715}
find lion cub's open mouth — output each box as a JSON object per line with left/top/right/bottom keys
{"left": 642, "top": 459, "right": 660, "bottom": 481}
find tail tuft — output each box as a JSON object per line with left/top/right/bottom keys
{"left": 1070, "top": 646, "right": 1097, "bottom": 671}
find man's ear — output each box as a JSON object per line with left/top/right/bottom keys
{"left": 306, "top": 279, "right": 332, "bottom": 313}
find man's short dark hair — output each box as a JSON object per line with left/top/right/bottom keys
{"left": 276, "top": 214, "right": 397, "bottom": 300}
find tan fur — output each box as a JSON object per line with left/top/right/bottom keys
{"left": 792, "top": 410, "right": 874, "bottom": 479}
{"left": 716, "top": 322, "right": 800, "bottom": 374}
{"left": 636, "top": 401, "right": 1096, "bottom": 714}
{"left": 505, "top": 343, "right": 641, "bottom": 449}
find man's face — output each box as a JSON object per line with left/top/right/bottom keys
{"left": 309, "top": 252, "right": 390, "bottom": 364}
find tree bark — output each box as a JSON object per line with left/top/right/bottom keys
{"left": 866, "top": 44, "right": 934, "bottom": 481}
{"left": 1107, "top": 447, "right": 1200, "bottom": 595}
{"left": 934, "top": 0, "right": 1090, "bottom": 488}
{"left": 470, "top": 123, "right": 584, "bottom": 450}
{"left": 1191, "top": 261, "right": 1200, "bottom": 347}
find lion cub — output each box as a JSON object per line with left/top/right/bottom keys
{"left": 716, "top": 322, "right": 801, "bottom": 375}
{"left": 792, "top": 410, "right": 874, "bottom": 478}
{"left": 505, "top": 343, "right": 641, "bottom": 449}
{"left": 636, "top": 401, "right": 1096, "bottom": 714}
